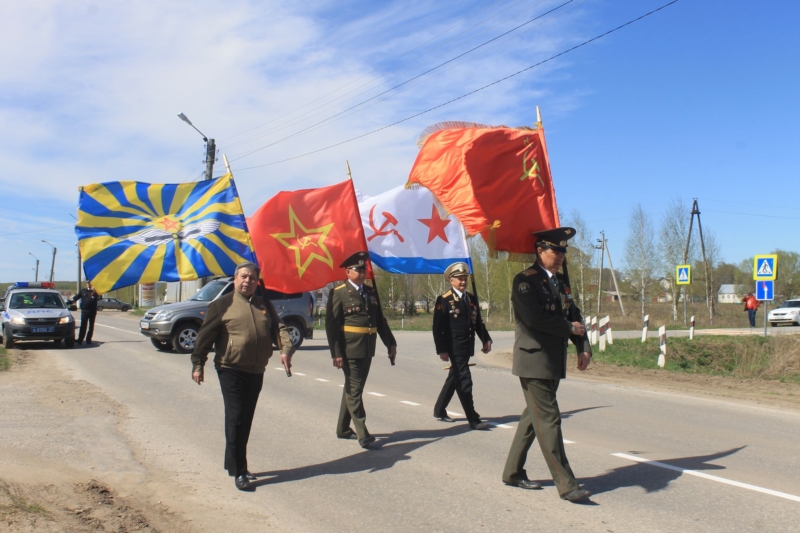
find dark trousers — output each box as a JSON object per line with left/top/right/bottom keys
{"left": 217, "top": 367, "right": 263, "bottom": 477}
{"left": 433, "top": 355, "right": 479, "bottom": 422}
{"left": 337, "top": 357, "right": 372, "bottom": 439}
{"left": 748, "top": 309, "right": 757, "bottom": 327}
{"left": 77, "top": 310, "right": 96, "bottom": 342}
{"left": 502, "top": 377, "right": 579, "bottom": 496}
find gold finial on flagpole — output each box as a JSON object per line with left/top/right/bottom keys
{"left": 222, "top": 154, "right": 232, "bottom": 174}
{"left": 535, "top": 106, "right": 543, "bottom": 129}
{"left": 346, "top": 160, "right": 353, "bottom": 180}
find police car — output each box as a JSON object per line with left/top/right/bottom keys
{"left": 0, "top": 282, "right": 76, "bottom": 349}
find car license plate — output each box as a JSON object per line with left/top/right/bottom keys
{"left": 32, "top": 327, "right": 55, "bottom": 333}
{"left": 140, "top": 321, "right": 149, "bottom": 330}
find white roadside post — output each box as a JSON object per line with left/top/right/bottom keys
{"left": 598, "top": 316, "right": 608, "bottom": 352}
{"left": 657, "top": 326, "right": 667, "bottom": 368}
{"left": 641, "top": 314, "right": 650, "bottom": 343}
{"left": 689, "top": 315, "right": 695, "bottom": 340}
{"left": 606, "top": 315, "right": 614, "bottom": 344}
{"left": 591, "top": 316, "right": 598, "bottom": 346}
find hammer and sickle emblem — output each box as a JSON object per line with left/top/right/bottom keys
{"left": 297, "top": 236, "right": 318, "bottom": 249}
{"left": 517, "top": 137, "right": 545, "bottom": 187}
{"left": 367, "top": 205, "right": 405, "bottom": 242}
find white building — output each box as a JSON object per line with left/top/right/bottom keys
{"left": 718, "top": 284, "right": 746, "bottom": 304}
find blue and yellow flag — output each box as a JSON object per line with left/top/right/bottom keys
{"left": 76, "top": 174, "right": 257, "bottom": 294}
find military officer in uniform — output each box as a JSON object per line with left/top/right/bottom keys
{"left": 432, "top": 262, "right": 492, "bottom": 430}
{"left": 326, "top": 251, "right": 397, "bottom": 449}
{"left": 501, "top": 227, "right": 593, "bottom": 502}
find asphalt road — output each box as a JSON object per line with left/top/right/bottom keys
{"left": 36, "top": 312, "right": 800, "bottom": 532}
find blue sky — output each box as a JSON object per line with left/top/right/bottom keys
{"left": 1, "top": 0, "right": 798, "bottom": 283}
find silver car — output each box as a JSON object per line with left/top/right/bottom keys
{"left": 97, "top": 297, "right": 132, "bottom": 312}
{"left": 139, "top": 277, "right": 315, "bottom": 353}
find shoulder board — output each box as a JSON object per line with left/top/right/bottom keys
{"left": 442, "top": 290, "right": 452, "bottom": 298}
{"left": 522, "top": 269, "right": 538, "bottom": 277}
{"left": 334, "top": 283, "right": 347, "bottom": 291}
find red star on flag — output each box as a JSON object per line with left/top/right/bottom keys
{"left": 418, "top": 204, "right": 451, "bottom": 244}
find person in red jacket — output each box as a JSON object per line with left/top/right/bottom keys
{"left": 742, "top": 292, "right": 761, "bottom": 327}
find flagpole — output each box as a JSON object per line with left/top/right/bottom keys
{"left": 223, "top": 153, "right": 232, "bottom": 173}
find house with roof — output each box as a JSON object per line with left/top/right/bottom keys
{"left": 718, "top": 284, "right": 746, "bottom": 304}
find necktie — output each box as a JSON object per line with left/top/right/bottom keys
{"left": 359, "top": 286, "right": 368, "bottom": 311}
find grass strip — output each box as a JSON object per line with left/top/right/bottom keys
{"left": 594, "top": 336, "right": 800, "bottom": 384}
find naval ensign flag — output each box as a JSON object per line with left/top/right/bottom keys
{"left": 356, "top": 185, "right": 471, "bottom": 274}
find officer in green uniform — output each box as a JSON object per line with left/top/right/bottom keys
{"left": 501, "top": 227, "right": 593, "bottom": 502}
{"left": 326, "top": 251, "right": 397, "bottom": 449}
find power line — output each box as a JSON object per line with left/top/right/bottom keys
{"left": 0, "top": 224, "right": 75, "bottom": 238}
{"left": 219, "top": 0, "right": 512, "bottom": 142}
{"left": 228, "top": 0, "right": 578, "bottom": 163}
{"left": 703, "top": 209, "right": 800, "bottom": 221}
{"left": 224, "top": 0, "right": 554, "bottom": 150}
{"left": 231, "top": 0, "right": 680, "bottom": 172}
{"left": 698, "top": 197, "right": 800, "bottom": 212}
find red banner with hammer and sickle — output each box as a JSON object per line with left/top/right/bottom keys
{"left": 407, "top": 125, "right": 559, "bottom": 254}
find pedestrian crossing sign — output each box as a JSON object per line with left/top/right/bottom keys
{"left": 676, "top": 265, "right": 691, "bottom": 285}
{"left": 753, "top": 254, "right": 777, "bottom": 281}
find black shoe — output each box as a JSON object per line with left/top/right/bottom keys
{"left": 469, "top": 420, "right": 489, "bottom": 430}
{"left": 243, "top": 471, "right": 257, "bottom": 481}
{"left": 77, "top": 340, "right": 84, "bottom": 345}
{"left": 359, "top": 435, "right": 376, "bottom": 449}
{"left": 337, "top": 431, "right": 357, "bottom": 440}
{"left": 235, "top": 475, "right": 254, "bottom": 491}
{"left": 434, "top": 415, "right": 455, "bottom": 423}
{"left": 561, "top": 488, "right": 592, "bottom": 502}
{"left": 504, "top": 479, "right": 542, "bottom": 490}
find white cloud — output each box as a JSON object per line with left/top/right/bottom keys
{"left": 0, "top": 0, "right": 592, "bottom": 281}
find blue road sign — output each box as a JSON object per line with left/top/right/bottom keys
{"left": 754, "top": 255, "right": 777, "bottom": 281}
{"left": 756, "top": 280, "right": 774, "bottom": 301}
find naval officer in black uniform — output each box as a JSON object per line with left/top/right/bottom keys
{"left": 502, "top": 227, "right": 592, "bottom": 502}
{"left": 432, "top": 262, "right": 492, "bottom": 430}
{"left": 325, "top": 251, "right": 397, "bottom": 449}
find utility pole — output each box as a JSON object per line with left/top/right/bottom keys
{"left": 595, "top": 233, "right": 605, "bottom": 315}
{"left": 42, "top": 240, "right": 57, "bottom": 283}
{"left": 682, "top": 199, "right": 714, "bottom": 325}
{"left": 28, "top": 253, "right": 39, "bottom": 282}
{"left": 178, "top": 113, "right": 215, "bottom": 289}
{"left": 604, "top": 235, "right": 625, "bottom": 316}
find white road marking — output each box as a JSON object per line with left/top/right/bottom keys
{"left": 93, "top": 323, "right": 142, "bottom": 336}
{"left": 563, "top": 439, "right": 575, "bottom": 444}
{"left": 447, "top": 410, "right": 464, "bottom": 417}
{"left": 612, "top": 452, "right": 800, "bottom": 503}
{"left": 400, "top": 401, "right": 420, "bottom": 406}
{"left": 274, "top": 368, "right": 284, "bottom": 371}
{"left": 293, "top": 372, "right": 306, "bottom": 376}
{"left": 315, "top": 378, "right": 329, "bottom": 382}
{"left": 490, "top": 423, "right": 514, "bottom": 429}
{"left": 368, "top": 392, "right": 386, "bottom": 397}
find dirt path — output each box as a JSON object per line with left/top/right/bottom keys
{"left": 0, "top": 349, "right": 187, "bottom": 533}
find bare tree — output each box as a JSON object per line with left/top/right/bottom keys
{"left": 562, "top": 210, "right": 595, "bottom": 309}
{"left": 624, "top": 203, "right": 658, "bottom": 317}
{"left": 702, "top": 229, "right": 721, "bottom": 322}
{"left": 471, "top": 237, "right": 497, "bottom": 319}
{"left": 658, "top": 197, "right": 694, "bottom": 323}
{"left": 419, "top": 273, "right": 448, "bottom": 313}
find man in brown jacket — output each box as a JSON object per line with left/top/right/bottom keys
{"left": 191, "top": 262, "right": 294, "bottom": 491}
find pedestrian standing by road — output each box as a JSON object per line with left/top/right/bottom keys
{"left": 502, "top": 227, "right": 593, "bottom": 502}
{"left": 742, "top": 292, "right": 761, "bottom": 328}
{"left": 70, "top": 281, "right": 100, "bottom": 346}
{"left": 191, "top": 262, "right": 295, "bottom": 491}
{"left": 432, "top": 262, "right": 492, "bottom": 430}
{"left": 326, "top": 251, "right": 397, "bottom": 449}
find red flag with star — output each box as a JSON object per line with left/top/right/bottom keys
{"left": 407, "top": 123, "right": 560, "bottom": 254}
{"left": 248, "top": 180, "right": 368, "bottom": 292}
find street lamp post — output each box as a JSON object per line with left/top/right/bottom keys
{"left": 178, "top": 112, "right": 215, "bottom": 289}
{"left": 28, "top": 252, "right": 40, "bottom": 282}
{"left": 41, "top": 240, "right": 57, "bottom": 283}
